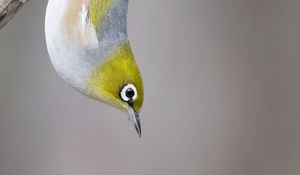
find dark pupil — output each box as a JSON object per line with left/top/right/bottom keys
{"left": 126, "top": 88, "right": 135, "bottom": 98}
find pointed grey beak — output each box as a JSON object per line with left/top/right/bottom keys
{"left": 127, "top": 107, "right": 141, "bottom": 137}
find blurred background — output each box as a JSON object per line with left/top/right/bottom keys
{"left": 0, "top": 0, "right": 300, "bottom": 175}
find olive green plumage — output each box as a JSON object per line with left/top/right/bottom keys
{"left": 45, "top": 0, "right": 144, "bottom": 136}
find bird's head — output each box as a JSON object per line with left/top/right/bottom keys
{"left": 87, "top": 43, "right": 144, "bottom": 136}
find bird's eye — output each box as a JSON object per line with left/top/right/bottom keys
{"left": 120, "top": 84, "right": 137, "bottom": 102}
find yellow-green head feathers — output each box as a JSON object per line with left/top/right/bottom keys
{"left": 88, "top": 43, "right": 144, "bottom": 113}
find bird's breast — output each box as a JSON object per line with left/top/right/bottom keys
{"left": 45, "top": 0, "right": 129, "bottom": 93}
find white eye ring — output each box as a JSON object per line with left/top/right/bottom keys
{"left": 120, "top": 84, "right": 138, "bottom": 102}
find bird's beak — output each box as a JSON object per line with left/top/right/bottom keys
{"left": 127, "top": 107, "right": 141, "bottom": 137}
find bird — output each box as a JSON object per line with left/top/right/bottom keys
{"left": 45, "top": 0, "right": 144, "bottom": 137}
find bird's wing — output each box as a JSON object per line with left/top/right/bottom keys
{"left": 87, "top": 0, "right": 129, "bottom": 46}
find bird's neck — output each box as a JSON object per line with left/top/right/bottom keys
{"left": 45, "top": 0, "right": 130, "bottom": 93}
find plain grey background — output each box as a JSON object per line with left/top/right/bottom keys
{"left": 0, "top": 0, "right": 300, "bottom": 175}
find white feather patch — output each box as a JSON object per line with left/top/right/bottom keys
{"left": 81, "top": 4, "right": 88, "bottom": 28}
